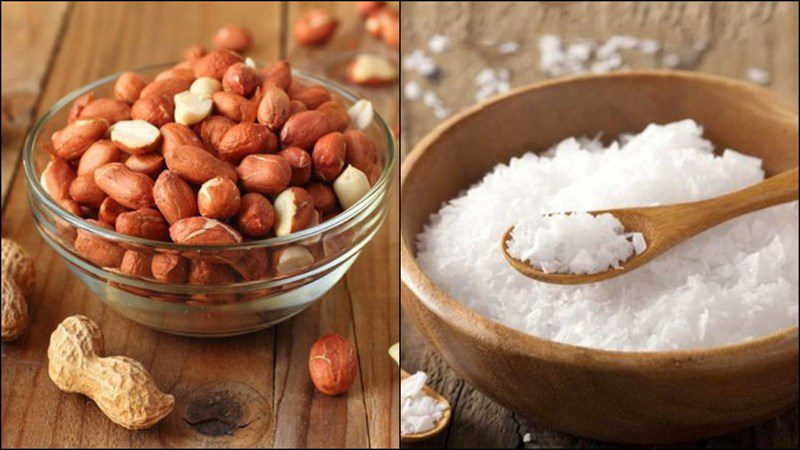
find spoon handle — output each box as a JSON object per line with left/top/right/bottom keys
{"left": 670, "top": 167, "right": 798, "bottom": 233}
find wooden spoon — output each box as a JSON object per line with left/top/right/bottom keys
{"left": 502, "top": 167, "right": 798, "bottom": 285}
{"left": 400, "top": 369, "right": 452, "bottom": 443}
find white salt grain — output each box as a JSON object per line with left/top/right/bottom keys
{"left": 507, "top": 212, "right": 646, "bottom": 275}
{"left": 416, "top": 120, "right": 798, "bottom": 351}
{"left": 523, "top": 433, "right": 532, "bottom": 443}
{"left": 428, "top": 34, "right": 452, "bottom": 54}
{"left": 497, "top": 41, "right": 520, "bottom": 54}
{"left": 404, "top": 82, "right": 422, "bottom": 100}
{"left": 401, "top": 371, "right": 447, "bottom": 435}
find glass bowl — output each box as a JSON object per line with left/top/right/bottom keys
{"left": 23, "top": 63, "right": 396, "bottom": 337}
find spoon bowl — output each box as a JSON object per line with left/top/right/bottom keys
{"left": 399, "top": 369, "right": 452, "bottom": 443}
{"left": 502, "top": 167, "right": 799, "bottom": 284}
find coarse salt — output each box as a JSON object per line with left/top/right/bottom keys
{"left": 428, "top": 34, "right": 452, "bottom": 54}
{"left": 507, "top": 212, "right": 646, "bottom": 275}
{"left": 416, "top": 120, "right": 798, "bottom": 351}
{"left": 746, "top": 68, "right": 771, "bottom": 86}
{"left": 401, "top": 371, "right": 447, "bottom": 435}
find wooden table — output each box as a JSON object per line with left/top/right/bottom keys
{"left": 400, "top": 2, "right": 798, "bottom": 448}
{"left": 1, "top": 2, "right": 399, "bottom": 448}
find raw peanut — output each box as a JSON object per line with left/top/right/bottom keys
{"left": 273, "top": 245, "right": 315, "bottom": 275}
{"left": 2, "top": 277, "right": 28, "bottom": 341}
{"left": 365, "top": 163, "right": 381, "bottom": 186}
{"left": 67, "top": 92, "right": 94, "bottom": 124}
{"left": 115, "top": 208, "right": 169, "bottom": 241}
{"left": 236, "top": 154, "right": 291, "bottom": 196}
{"left": 131, "top": 95, "right": 174, "bottom": 128}
{"left": 356, "top": 1, "right": 385, "bottom": 17}
{"left": 2, "top": 239, "right": 36, "bottom": 296}
{"left": 280, "top": 110, "right": 334, "bottom": 150}
{"left": 119, "top": 250, "right": 153, "bottom": 278}
{"left": 333, "top": 165, "right": 370, "bottom": 209}
{"left": 347, "top": 99, "right": 373, "bottom": 131}
{"left": 125, "top": 153, "right": 165, "bottom": 177}
{"left": 222, "top": 63, "right": 259, "bottom": 97}
{"left": 69, "top": 174, "right": 107, "bottom": 207}
{"left": 317, "top": 101, "right": 349, "bottom": 132}
{"left": 40, "top": 157, "right": 76, "bottom": 200}
{"left": 170, "top": 217, "right": 243, "bottom": 245}
{"left": 198, "top": 176, "right": 240, "bottom": 219}
{"left": 289, "top": 100, "right": 307, "bottom": 116}
{"left": 48, "top": 315, "right": 175, "bottom": 430}
{"left": 153, "top": 170, "right": 198, "bottom": 224}
{"left": 193, "top": 49, "right": 243, "bottom": 80}
{"left": 323, "top": 225, "right": 354, "bottom": 257}
{"left": 140, "top": 77, "right": 193, "bottom": 101}
{"left": 380, "top": 10, "right": 399, "bottom": 48}
{"left": 173, "top": 91, "right": 213, "bottom": 126}
{"left": 213, "top": 25, "right": 252, "bottom": 52}
{"left": 188, "top": 260, "right": 236, "bottom": 286}
{"left": 212, "top": 91, "right": 258, "bottom": 123}
{"left": 163, "top": 144, "right": 238, "bottom": 185}
{"left": 273, "top": 187, "right": 314, "bottom": 236}
{"left": 78, "top": 140, "right": 122, "bottom": 176}
{"left": 227, "top": 247, "right": 269, "bottom": 281}
{"left": 366, "top": 8, "right": 397, "bottom": 42}
{"left": 74, "top": 220, "right": 125, "bottom": 268}
{"left": 218, "top": 122, "right": 277, "bottom": 162}
{"left": 308, "top": 333, "right": 358, "bottom": 396}
{"left": 79, "top": 98, "right": 132, "bottom": 125}
{"left": 154, "top": 67, "right": 194, "bottom": 83}
{"left": 110, "top": 120, "right": 162, "bottom": 155}
{"left": 313, "top": 132, "right": 346, "bottom": 181}
{"left": 160, "top": 122, "right": 204, "bottom": 155}
{"left": 346, "top": 54, "right": 397, "bottom": 86}
{"left": 98, "top": 197, "right": 129, "bottom": 226}
{"left": 173, "top": 60, "right": 194, "bottom": 71}
{"left": 151, "top": 253, "right": 188, "bottom": 283}
{"left": 52, "top": 118, "right": 109, "bottom": 160}
{"left": 114, "top": 72, "right": 148, "bottom": 104}
{"left": 237, "top": 193, "right": 275, "bottom": 238}
{"left": 278, "top": 147, "right": 312, "bottom": 186}
{"left": 261, "top": 60, "right": 292, "bottom": 92}
{"left": 190, "top": 76, "right": 222, "bottom": 98}
{"left": 343, "top": 130, "right": 379, "bottom": 174}
{"left": 196, "top": 115, "right": 234, "bottom": 153}
{"left": 93, "top": 162, "right": 155, "bottom": 209}
{"left": 182, "top": 45, "right": 206, "bottom": 63}
{"left": 291, "top": 85, "right": 331, "bottom": 110}
{"left": 59, "top": 197, "right": 84, "bottom": 216}
{"left": 257, "top": 86, "right": 291, "bottom": 131}
{"left": 294, "top": 9, "right": 338, "bottom": 46}
{"left": 306, "top": 181, "right": 338, "bottom": 214}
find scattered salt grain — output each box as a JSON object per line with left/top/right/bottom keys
{"left": 403, "top": 49, "right": 440, "bottom": 78}
{"left": 662, "top": 53, "right": 680, "bottom": 68}
{"left": 416, "top": 120, "right": 798, "bottom": 351}
{"left": 747, "top": 68, "right": 771, "bottom": 86}
{"left": 638, "top": 39, "right": 661, "bottom": 54}
{"left": 404, "top": 82, "right": 422, "bottom": 100}
{"left": 428, "top": 34, "right": 452, "bottom": 54}
{"left": 507, "top": 212, "right": 646, "bottom": 275}
{"left": 497, "top": 41, "right": 520, "bottom": 55}
{"left": 474, "top": 68, "right": 511, "bottom": 102}
{"left": 401, "top": 371, "right": 447, "bottom": 435}
{"left": 523, "top": 433, "right": 532, "bottom": 443}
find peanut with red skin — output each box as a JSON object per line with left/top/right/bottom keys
{"left": 308, "top": 333, "right": 358, "bottom": 396}
{"left": 93, "top": 163, "right": 155, "bottom": 209}
{"left": 237, "top": 193, "right": 275, "bottom": 238}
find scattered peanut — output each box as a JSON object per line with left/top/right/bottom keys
{"left": 308, "top": 333, "right": 358, "bottom": 396}
{"left": 48, "top": 315, "right": 175, "bottom": 429}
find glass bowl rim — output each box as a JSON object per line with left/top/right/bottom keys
{"left": 23, "top": 62, "right": 397, "bottom": 251}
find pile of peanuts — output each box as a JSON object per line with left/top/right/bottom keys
{"left": 39, "top": 29, "right": 384, "bottom": 288}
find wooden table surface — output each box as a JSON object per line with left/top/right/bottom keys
{"left": 1, "top": 2, "right": 398, "bottom": 448}
{"left": 400, "top": 2, "right": 798, "bottom": 448}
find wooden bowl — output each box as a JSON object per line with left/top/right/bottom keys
{"left": 400, "top": 71, "right": 799, "bottom": 444}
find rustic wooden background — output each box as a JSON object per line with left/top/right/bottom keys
{"left": 1, "top": 2, "right": 399, "bottom": 448}
{"left": 400, "top": 2, "right": 798, "bottom": 448}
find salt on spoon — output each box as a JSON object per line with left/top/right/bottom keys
{"left": 502, "top": 167, "right": 799, "bottom": 285}
{"left": 389, "top": 343, "right": 452, "bottom": 442}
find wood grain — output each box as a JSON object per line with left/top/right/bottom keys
{"left": 1, "top": 2, "right": 398, "bottom": 448}
{"left": 400, "top": 2, "right": 799, "bottom": 448}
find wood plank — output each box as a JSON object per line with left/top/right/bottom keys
{"left": 0, "top": 2, "right": 70, "bottom": 206}
{"left": 400, "top": 2, "right": 799, "bottom": 448}
{"left": 283, "top": 2, "right": 401, "bottom": 448}
{"left": 1, "top": 2, "right": 282, "bottom": 448}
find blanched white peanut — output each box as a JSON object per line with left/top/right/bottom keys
{"left": 174, "top": 91, "right": 213, "bottom": 126}
{"left": 333, "top": 165, "right": 370, "bottom": 209}
{"left": 347, "top": 99, "right": 373, "bottom": 131}
{"left": 189, "top": 77, "right": 222, "bottom": 98}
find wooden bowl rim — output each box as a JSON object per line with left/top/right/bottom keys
{"left": 401, "top": 70, "right": 800, "bottom": 370}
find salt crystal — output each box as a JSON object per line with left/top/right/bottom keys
{"left": 404, "top": 82, "right": 422, "bottom": 100}
{"left": 401, "top": 371, "right": 448, "bottom": 435}
{"left": 497, "top": 41, "right": 520, "bottom": 54}
{"left": 639, "top": 39, "right": 661, "bottom": 54}
{"left": 662, "top": 53, "right": 680, "bottom": 68}
{"left": 428, "top": 34, "right": 452, "bottom": 54}
{"left": 507, "top": 212, "right": 645, "bottom": 275}
{"left": 523, "top": 432, "right": 532, "bottom": 443}
{"left": 416, "top": 120, "right": 798, "bottom": 351}
{"left": 747, "top": 68, "right": 771, "bottom": 86}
